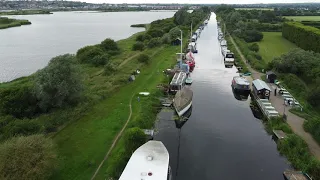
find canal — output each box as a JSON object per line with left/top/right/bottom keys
{"left": 155, "top": 13, "right": 290, "bottom": 180}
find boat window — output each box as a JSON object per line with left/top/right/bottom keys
{"left": 171, "top": 85, "right": 179, "bottom": 91}
{"left": 226, "top": 54, "right": 234, "bottom": 58}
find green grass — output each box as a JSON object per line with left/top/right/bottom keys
{"left": 284, "top": 16, "right": 320, "bottom": 21}
{"left": 0, "top": 17, "right": 31, "bottom": 29}
{"left": 50, "top": 38, "right": 179, "bottom": 179}
{"left": 258, "top": 32, "right": 297, "bottom": 63}
{"left": 235, "top": 8, "right": 274, "bottom": 11}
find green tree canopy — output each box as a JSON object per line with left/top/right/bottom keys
{"left": 33, "top": 54, "right": 83, "bottom": 111}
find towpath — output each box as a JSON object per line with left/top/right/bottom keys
{"left": 229, "top": 35, "right": 320, "bottom": 160}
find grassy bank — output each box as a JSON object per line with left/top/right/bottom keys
{"left": 258, "top": 32, "right": 297, "bottom": 63}
{"left": 0, "top": 17, "right": 31, "bottom": 29}
{"left": 0, "top": 10, "right": 52, "bottom": 15}
{"left": 284, "top": 16, "right": 320, "bottom": 21}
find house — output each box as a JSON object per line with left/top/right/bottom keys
{"left": 252, "top": 79, "right": 271, "bottom": 99}
{"left": 266, "top": 71, "right": 277, "bottom": 83}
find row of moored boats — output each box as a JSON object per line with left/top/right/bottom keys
{"left": 118, "top": 17, "right": 211, "bottom": 180}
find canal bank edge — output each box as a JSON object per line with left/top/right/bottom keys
{"left": 216, "top": 16, "right": 320, "bottom": 179}
{"left": 94, "top": 16, "right": 210, "bottom": 180}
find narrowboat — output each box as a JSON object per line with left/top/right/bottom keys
{"left": 231, "top": 76, "right": 251, "bottom": 95}
{"left": 119, "top": 140, "right": 172, "bottom": 180}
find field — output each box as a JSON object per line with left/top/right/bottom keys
{"left": 284, "top": 16, "right": 320, "bottom": 21}
{"left": 235, "top": 8, "right": 274, "bottom": 11}
{"left": 258, "top": 32, "right": 297, "bottom": 63}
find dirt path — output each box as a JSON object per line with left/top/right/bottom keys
{"left": 229, "top": 35, "right": 320, "bottom": 160}
{"left": 119, "top": 52, "right": 142, "bottom": 68}
{"left": 90, "top": 94, "right": 134, "bottom": 180}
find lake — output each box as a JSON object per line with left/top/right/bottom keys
{"left": 0, "top": 11, "right": 175, "bottom": 82}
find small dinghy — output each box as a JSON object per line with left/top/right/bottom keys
{"left": 185, "top": 77, "right": 193, "bottom": 85}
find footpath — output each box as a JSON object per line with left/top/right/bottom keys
{"left": 229, "top": 35, "right": 320, "bottom": 160}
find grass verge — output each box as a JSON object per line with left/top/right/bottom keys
{"left": 258, "top": 32, "right": 297, "bottom": 63}
{"left": 284, "top": 16, "right": 320, "bottom": 21}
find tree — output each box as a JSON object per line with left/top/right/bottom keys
{"left": 161, "top": 33, "right": 171, "bottom": 44}
{"left": 0, "top": 135, "right": 56, "bottom": 180}
{"left": 146, "top": 29, "right": 164, "bottom": 38}
{"left": 249, "top": 43, "right": 259, "bottom": 52}
{"left": 33, "top": 54, "right": 83, "bottom": 112}
{"left": 307, "top": 87, "right": 320, "bottom": 107}
{"left": 100, "top": 38, "right": 119, "bottom": 52}
{"left": 76, "top": 45, "right": 104, "bottom": 64}
{"left": 169, "top": 27, "right": 181, "bottom": 41}
{"left": 104, "top": 62, "right": 117, "bottom": 76}
{"left": 136, "top": 34, "right": 145, "bottom": 42}
{"left": 147, "top": 38, "right": 161, "bottom": 48}
{"left": 244, "top": 30, "right": 263, "bottom": 42}
{"left": 137, "top": 54, "right": 150, "bottom": 64}
{"left": 132, "top": 42, "right": 145, "bottom": 51}
{"left": 91, "top": 53, "right": 109, "bottom": 66}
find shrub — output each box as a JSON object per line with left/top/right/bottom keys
{"left": 244, "top": 30, "right": 263, "bottom": 42}
{"left": 161, "top": 33, "right": 171, "bottom": 44}
{"left": 100, "top": 38, "right": 120, "bottom": 52}
{"left": 138, "top": 53, "right": 150, "bottom": 64}
{"left": 307, "top": 87, "right": 320, "bottom": 107}
{"left": 0, "top": 135, "right": 56, "bottom": 180}
{"left": 0, "top": 119, "right": 41, "bottom": 140}
{"left": 123, "top": 127, "right": 147, "bottom": 153}
{"left": 137, "top": 54, "right": 150, "bottom": 64}
{"left": 91, "top": 54, "right": 109, "bottom": 66}
{"left": 147, "top": 38, "right": 161, "bottom": 48}
{"left": 136, "top": 34, "right": 145, "bottom": 42}
{"left": 0, "top": 82, "right": 38, "bottom": 118}
{"left": 132, "top": 42, "right": 145, "bottom": 51}
{"left": 249, "top": 43, "right": 259, "bottom": 52}
{"left": 104, "top": 62, "right": 117, "bottom": 76}
{"left": 147, "top": 29, "right": 164, "bottom": 38}
{"left": 33, "top": 54, "right": 83, "bottom": 112}
{"left": 76, "top": 45, "right": 104, "bottom": 64}
{"left": 169, "top": 27, "right": 181, "bottom": 40}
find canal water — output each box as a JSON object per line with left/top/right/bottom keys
{"left": 155, "top": 13, "right": 290, "bottom": 180}
{"left": 0, "top": 11, "right": 175, "bottom": 82}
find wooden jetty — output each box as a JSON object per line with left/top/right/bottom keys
{"left": 273, "top": 130, "right": 287, "bottom": 140}
{"left": 283, "top": 170, "right": 312, "bottom": 180}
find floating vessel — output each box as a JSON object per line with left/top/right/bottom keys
{"left": 231, "top": 76, "right": 251, "bottom": 95}
{"left": 173, "top": 87, "right": 193, "bottom": 117}
{"left": 185, "top": 77, "right": 193, "bottom": 85}
{"left": 119, "top": 140, "right": 172, "bottom": 180}
{"left": 169, "top": 71, "right": 187, "bottom": 94}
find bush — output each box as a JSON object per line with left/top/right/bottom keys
{"left": 0, "top": 135, "right": 56, "bottom": 180}
{"left": 136, "top": 34, "right": 145, "bottom": 42}
{"left": 0, "top": 119, "right": 41, "bottom": 140}
{"left": 147, "top": 29, "right": 164, "bottom": 38}
{"left": 169, "top": 27, "right": 181, "bottom": 40}
{"left": 104, "top": 62, "right": 117, "bottom": 76}
{"left": 100, "top": 38, "right": 120, "bottom": 52}
{"left": 132, "top": 42, "right": 145, "bottom": 51}
{"left": 137, "top": 54, "right": 150, "bottom": 64}
{"left": 147, "top": 38, "right": 161, "bottom": 48}
{"left": 33, "top": 54, "right": 83, "bottom": 112}
{"left": 76, "top": 45, "right": 104, "bottom": 64}
{"left": 91, "top": 53, "right": 109, "bottom": 66}
{"left": 307, "top": 86, "right": 320, "bottom": 107}
{"left": 123, "top": 127, "right": 147, "bottom": 153}
{"left": 249, "top": 43, "right": 259, "bottom": 52}
{"left": 161, "top": 33, "right": 171, "bottom": 44}
{"left": 0, "top": 82, "right": 38, "bottom": 118}
{"left": 244, "top": 30, "right": 263, "bottom": 42}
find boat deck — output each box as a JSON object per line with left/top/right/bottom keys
{"left": 283, "top": 170, "right": 312, "bottom": 180}
{"left": 273, "top": 130, "right": 287, "bottom": 140}
{"left": 173, "top": 87, "right": 193, "bottom": 112}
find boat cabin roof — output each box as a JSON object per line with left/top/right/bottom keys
{"left": 189, "top": 42, "right": 196, "bottom": 46}
{"left": 170, "top": 72, "right": 187, "bottom": 86}
{"left": 233, "top": 76, "right": 250, "bottom": 85}
{"left": 119, "top": 141, "right": 169, "bottom": 180}
{"left": 252, "top": 79, "right": 271, "bottom": 91}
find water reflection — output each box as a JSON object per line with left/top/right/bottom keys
{"left": 174, "top": 105, "right": 193, "bottom": 129}
{"left": 231, "top": 86, "right": 250, "bottom": 101}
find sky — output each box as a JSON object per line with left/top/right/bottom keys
{"left": 78, "top": 0, "right": 320, "bottom": 4}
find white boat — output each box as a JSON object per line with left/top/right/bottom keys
{"left": 173, "top": 87, "right": 193, "bottom": 117}
{"left": 119, "top": 140, "right": 172, "bottom": 180}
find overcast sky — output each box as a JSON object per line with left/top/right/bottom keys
{"left": 79, "top": 0, "right": 320, "bottom": 4}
